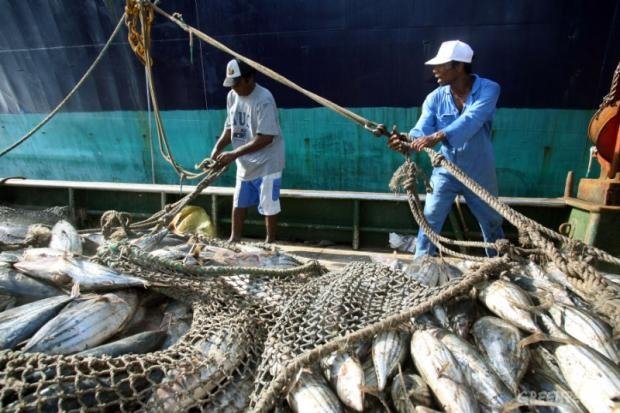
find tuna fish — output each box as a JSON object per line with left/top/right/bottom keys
{"left": 547, "top": 303, "right": 618, "bottom": 363}
{"left": 521, "top": 369, "right": 586, "bottom": 413}
{"left": 0, "top": 293, "right": 15, "bottom": 311}
{"left": 472, "top": 316, "right": 530, "bottom": 394}
{"left": 49, "top": 220, "right": 82, "bottom": 255}
{"left": 130, "top": 228, "right": 171, "bottom": 252}
{"left": 0, "top": 265, "right": 64, "bottom": 299}
{"left": 23, "top": 290, "right": 137, "bottom": 354}
{"left": 404, "top": 256, "right": 462, "bottom": 286}
{"left": 206, "top": 366, "right": 255, "bottom": 412}
{"left": 445, "top": 296, "right": 477, "bottom": 338}
{"left": 410, "top": 329, "right": 480, "bottom": 413}
{"left": 0, "top": 294, "right": 73, "bottom": 349}
{"left": 320, "top": 352, "right": 365, "bottom": 411}
{"left": 76, "top": 330, "right": 167, "bottom": 357}
{"left": 478, "top": 279, "right": 540, "bottom": 333}
{"left": 160, "top": 299, "right": 193, "bottom": 349}
{"left": 390, "top": 372, "right": 432, "bottom": 413}
{"left": 555, "top": 344, "right": 620, "bottom": 413}
{"left": 287, "top": 369, "right": 344, "bottom": 413}
{"left": 148, "top": 324, "right": 251, "bottom": 412}
{"left": 435, "top": 329, "right": 512, "bottom": 412}
{"left": 362, "top": 357, "right": 378, "bottom": 390}
{"left": 13, "top": 255, "right": 149, "bottom": 291}
{"left": 372, "top": 330, "right": 409, "bottom": 391}
{"left": 534, "top": 313, "right": 620, "bottom": 412}
{"left": 513, "top": 261, "right": 574, "bottom": 306}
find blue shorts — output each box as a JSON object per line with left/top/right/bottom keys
{"left": 233, "top": 172, "right": 282, "bottom": 216}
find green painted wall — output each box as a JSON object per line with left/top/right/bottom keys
{"left": 0, "top": 107, "right": 597, "bottom": 197}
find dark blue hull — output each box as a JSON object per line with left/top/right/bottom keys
{"left": 1, "top": 0, "right": 618, "bottom": 114}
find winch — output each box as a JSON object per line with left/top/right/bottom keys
{"left": 563, "top": 60, "right": 620, "bottom": 254}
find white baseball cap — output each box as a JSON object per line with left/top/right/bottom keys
{"left": 223, "top": 59, "right": 242, "bottom": 87}
{"left": 425, "top": 40, "right": 474, "bottom": 65}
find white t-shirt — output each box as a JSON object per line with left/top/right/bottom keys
{"left": 224, "top": 84, "right": 285, "bottom": 180}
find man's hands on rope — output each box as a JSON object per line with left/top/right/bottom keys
{"left": 210, "top": 149, "right": 237, "bottom": 168}
{"left": 373, "top": 124, "right": 445, "bottom": 154}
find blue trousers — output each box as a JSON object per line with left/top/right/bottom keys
{"left": 415, "top": 173, "right": 504, "bottom": 257}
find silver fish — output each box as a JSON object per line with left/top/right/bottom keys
{"left": 120, "top": 299, "right": 166, "bottom": 338}
{"left": 20, "top": 247, "right": 70, "bottom": 261}
{"left": 514, "top": 261, "right": 574, "bottom": 306}
{"left": 0, "top": 251, "right": 22, "bottom": 265}
{"left": 446, "top": 296, "right": 477, "bottom": 338}
{"left": 321, "top": 352, "right": 365, "bottom": 411}
{"left": 0, "top": 265, "right": 64, "bottom": 299}
{"left": 479, "top": 279, "right": 540, "bottom": 333}
{"left": 207, "top": 366, "right": 255, "bottom": 413}
{"left": 405, "top": 256, "right": 462, "bottom": 287}
{"left": 353, "top": 339, "right": 372, "bottom": 361}
{"left": 529, "top": 344, "right": 567, "bottom": 386}
{"left": 148, "top": 323, "right": 250, "bottom": 412}
{"left": 160, "top": 299, "right": 193, "bottom": 349}
{"left": 287, "top": 369, "right": 343, "bottom": 413}
{"left": 601, "top": 271, "right": 620, "bottom": 292}
{"left": 49, "top": 220, "right": 82, "bottom": 255}
{"left": 76, "top": 330, "right": 167, "bottom": 357}
{"left": 258, "top": 251, "right": 302, "bottom": 268}
{"left": 130, "top": 228, "right": 171, "bottom": 252}
{"left": 224, "top": 274, "right": 287, "bottom": 307}
{"left": 14, "top": 255, "right": 149, "bottom": 291}
{"left": 436, "top": 329, "right": 512, "bottom": 412}
{"left": 521, "top": 369, "right": 586, "bottom": 413}
{"left": 0, "top": 295, "right": 72, "bottom": 349}
{"left": 548, "top": 303, "right": 618, "bottom": 363}
{"left": 23, "top": 290, "right": 137, "bottom": 354}
{"left": 555, "top": 343, "right": 620, "bottom": 413}
{"left": 472, "top": 316, "right": 530, "bottom": 394}
{"left": 390, "top": 372, "right": 432, "bottom": 413}
{"left": 0, "top": 293, "right": 15, "bottom": 311}
{"left": 362, "top": 357, "right": 378, "bottom": 390}
{"left": 411, "top": 329, "right": 480, "bottom": 413}
{"left": 372, "top": 330, "right": 409, "bottom": 391}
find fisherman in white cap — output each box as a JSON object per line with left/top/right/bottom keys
{"left": 379, "top": 40, "right": 504, "bottom": 257}
{"left": 209, "top": 58, "right": 285, "bottom": 243}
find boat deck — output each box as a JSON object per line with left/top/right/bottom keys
{"left": 266, "top": 239, "right": 414, "bottom": 272}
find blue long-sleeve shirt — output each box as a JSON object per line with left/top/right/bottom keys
{"left": 409, "top": 74, "right": 500, "bottom": 192}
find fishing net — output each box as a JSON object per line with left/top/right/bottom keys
{"left": 0, "top": 230, "right": 509, "bottom": 412}
{"left": 2, "top": 153, "right": 620, "bottom": 412}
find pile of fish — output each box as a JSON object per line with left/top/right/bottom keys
{"left": 2, "top": 205, "right": 620, "bottom": 413}
{"left": 283, "top": 257, "right": 620, "bottom": 413}
{"left": 0, "top": 216, "right": 301, "bottom": 360}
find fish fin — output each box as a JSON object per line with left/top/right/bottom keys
{"left": 519, "top": 332, "right": 550, "bottom": 348}
{"left": 501, "top": 397, "right": 571, "bottom": 412}
{"left": 70, "top": 282, "right": 81, "bottom": 298}
{"left": 396, "top": 364, "right": 416, "bottom": 413}
{"left": 526, "top": 291, "right": 555, "bottom": 313}
{"left": 519, "top": 331, "right": 582, "bottom": 348}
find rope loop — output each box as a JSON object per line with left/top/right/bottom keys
{"left": 494, "top": 238, "right": 512, "bottom": 256}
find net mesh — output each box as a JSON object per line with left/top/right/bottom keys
{"left": 0, "top": 234, "right": 505, "bottom": 412}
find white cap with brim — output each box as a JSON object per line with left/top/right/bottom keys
{"left": 223, "top": 59, "right": 241, "bottom": 87}
{"left": 425, "top": 40, "right": 474, "bottom": 65}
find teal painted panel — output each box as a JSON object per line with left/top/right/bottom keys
{"left": 0, "top": 107, "right": 597, "bottom": 197}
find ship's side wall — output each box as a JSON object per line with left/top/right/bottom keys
{"left": 0, "top": 107, "right": 595, "bottom": 197}
{"left": 0, "top": 0, "right": 618, "bottom": 198}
